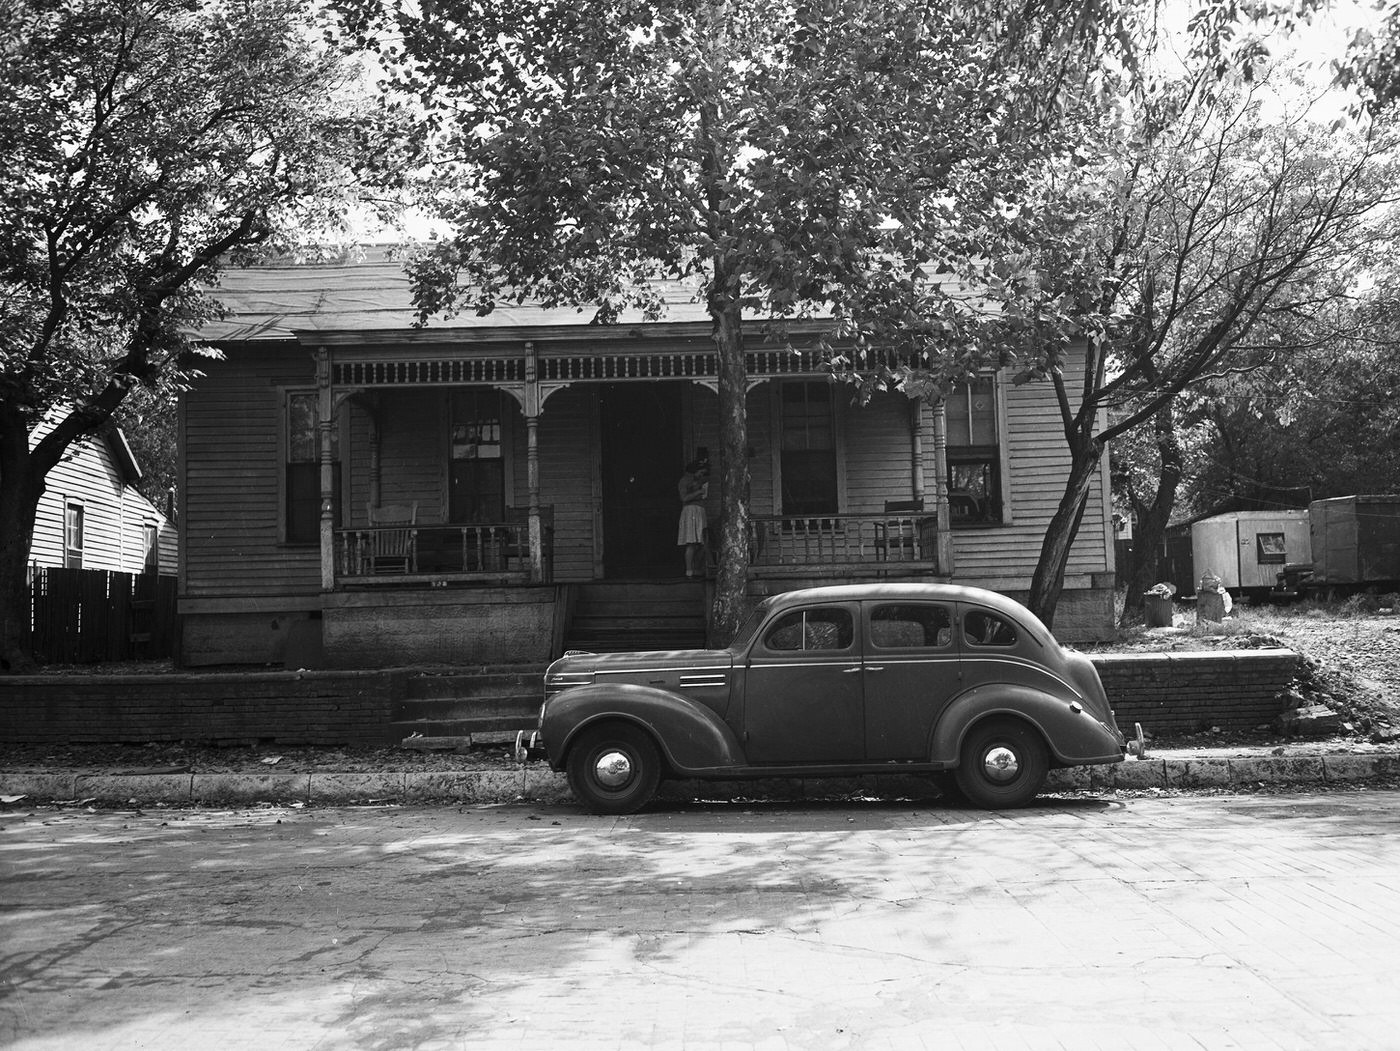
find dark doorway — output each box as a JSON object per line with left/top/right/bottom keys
{"left": 600, "top": 384, "right": 684, "bottom": 578}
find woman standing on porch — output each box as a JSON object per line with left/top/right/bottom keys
{"left": 677, "top": 459, "right": 709, "bottom": 578}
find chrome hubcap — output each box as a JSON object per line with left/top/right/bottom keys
{"left": 982, "top": 746, "right": 1020, "bottom": 783}
{"left": 594, "top": 749, "right": 633, "bottom": 788}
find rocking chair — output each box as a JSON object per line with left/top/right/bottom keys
{"left": 362, "top": 501, "right": 418, "bottom": 574}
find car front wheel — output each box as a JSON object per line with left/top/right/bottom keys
{"left": 566, "top": 722, "right": 662, "bottom": 815}
{"left": 953, "top": 718, "right": 1048, "bottom": 809}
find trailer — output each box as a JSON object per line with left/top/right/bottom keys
{"left": 1191, "top": 510, "right": 1311, "bottom": 597}
{"left": 1294, "top": 495, "right": 1400, "bottom": 597}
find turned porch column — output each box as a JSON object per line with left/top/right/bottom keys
{"left": 316, "top": 346, "right": 336, "bottom": 590}
{"left": 932, "top": 397, "right": 954, "bottom": 576}
{"left": 523, "top": 341, "right": 544, "bottom": 583}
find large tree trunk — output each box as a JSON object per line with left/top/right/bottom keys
{"left": 1122, "top": 402, "right": 1182, "bottom": 622}
{"left": 0, "top": 405, "right": 45, "bottom": 672}
{"left": 708, "top": 294, "right": 752, "bottom": 646}
{"left": 1026, "top": 434, "right": 1103, "bottom": 631}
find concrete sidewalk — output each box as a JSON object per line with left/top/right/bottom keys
{"left": 4, "top": 746, "right": 1397, "bottom": 807}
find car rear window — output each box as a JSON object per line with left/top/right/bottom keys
{"left": 764, "top": 608, "right": 854, "bottom": 652}
{"left": 964, "top": 610, "right": 1018, "bottom": 647}
{"left": 870, "top": 604, "right": 953, "bottom": 649}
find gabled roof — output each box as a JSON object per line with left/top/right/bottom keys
{"left": 197, "top": 251, "right": 716, "bottom": 342}
{"left": 196, "top": 247, "right": 993, "bottom": 345}
{"left": 101, "top": 424, "right": 142, "bottom": 486}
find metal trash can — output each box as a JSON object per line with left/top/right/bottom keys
{"left": 1143, "top": 593, "right": 1174, "bottom": 628}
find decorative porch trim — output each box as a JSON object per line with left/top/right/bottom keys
{"left": 328, "top": 344, "right": 925, "bottom": 390}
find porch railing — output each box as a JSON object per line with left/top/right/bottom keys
{"left": 748, "top": 512, "right": 943, "bottom": 574}
{"left": 335, "top": 515, "right": 553, "bottom": 584}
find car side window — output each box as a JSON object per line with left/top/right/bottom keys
{"left": 964, "top": 610, "right": 1018, "bottom": 648}
{"left": 870, "top": 604, "right": 952, "bottom": 649}
{"left": 764, "top": 608, "right": 854, "bottom": 652}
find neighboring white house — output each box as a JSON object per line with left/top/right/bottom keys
{"left": 26, "top": 413, "right": 178, "bottom": 575}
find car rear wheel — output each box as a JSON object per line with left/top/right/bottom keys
{"left": 566, "top": 722, "right": 662, "bottom": 815}
{"left": 953, "top": 718, "right": 1048, "bottom": 809}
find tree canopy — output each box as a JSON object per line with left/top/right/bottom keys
{"left": 936, "top": 66, "right": 1400, "bottom": 624}
{"left": 0, "top": 0, "right": 398, "bottom": 669}
{"left": 335, "top": 0, "right": 1149, "bottom": 639}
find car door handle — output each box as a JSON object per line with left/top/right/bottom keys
{"left": 841, "top": 666, "right": 861, "bottom": 674}
{"left": 866, "top": 666, "right": 885, "bottom": 672}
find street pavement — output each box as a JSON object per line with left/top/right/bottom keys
{"left": 3, "top": 790, "right": 1400, "bottom": 1050}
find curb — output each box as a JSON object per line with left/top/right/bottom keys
{"left": 3, "top": 753, "right": 1399, "bottom": 806}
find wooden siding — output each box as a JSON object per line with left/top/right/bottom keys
{"left": 843, "top": 390, "right": 920, "bottom": 511}
{"left": 670, "top": 376, "right": 1109, "bottom": 589}
{"left": 944, "top": 361, "right": 1111, "bottom": 586}
{"left": 181, "top": 345, "right": 1109, "bottom": 601}
{"left": 532, "top": 385, "right": 598, "bottom": 582}
{"left": 27, "top": 415, "right": 176, "bottom": 575}
{"left": 180, "top": 342, "right": 319, "bottom": 597}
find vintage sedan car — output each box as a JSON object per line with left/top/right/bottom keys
{"left": 518, "top": 583, "right": 1125, "bottom": 813}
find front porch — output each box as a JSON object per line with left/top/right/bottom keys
{"left": 331, "top": 508, "right": 944, "bottom": 588}
{"left": 307, "top": 333, "right": 956, "bottom": 604}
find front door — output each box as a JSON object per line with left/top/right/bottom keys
{"left": 744, "top": 603, "right": 864, "bottom": 762}
{"left": 599, "top": 384, "right": 683, "bottom": 578}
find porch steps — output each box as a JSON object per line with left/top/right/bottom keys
{"left": 563, "top": 580, "right": 709, "bottom": 653}
{"left": 390, "top": 665, "right": 546, "bottom": 746}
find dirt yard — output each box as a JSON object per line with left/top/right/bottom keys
{"left": 1085, "top": 596, "right": 1400, "bottom": 746}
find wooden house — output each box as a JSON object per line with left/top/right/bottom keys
{"left": 179, "top": 254, "right": 1116, "bottom": 667}
{"left": 28, "top": 412, "right": 177, "bottom": 576}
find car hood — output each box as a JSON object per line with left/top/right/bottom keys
{"left": 546, "top": 648, "right": 735, "bottom": 690}
{"left": 550, "top": 648, "right": 734, "bottom": 674}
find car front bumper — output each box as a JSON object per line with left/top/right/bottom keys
{"left": 514, "top": 730, "right": 548, "bottom": 763}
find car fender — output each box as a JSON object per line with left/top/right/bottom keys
{"left": 543, "top": 683, "right": 746, "bottom": 774}
{"left": 929, "top": 683, "right": 1124, "bottom": 766}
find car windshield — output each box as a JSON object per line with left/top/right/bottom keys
{"left": 728, "top": 601, "right": 772, "bottom": 652}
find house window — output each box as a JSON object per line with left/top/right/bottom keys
{"left": 1256, "top": 532, "right": 1287, "bottom": 564}
{"left": 780, "top": 381, "right": 837, "bottom": 516}
{"left": 285, "top": 391, "right": 339, "bottom": 544}
{"left": 142, "top": 523, "right": 158, "bottom": 573}
{"left": 449, "top": 390, "right": 505, "bottom": 523}
{"left": 64, "top": 502, "right": 84, "bottom": 569}
{"left": 945, "top": 377, "right": 1003, "bottom": 526}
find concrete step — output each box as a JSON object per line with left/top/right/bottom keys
{"left": 562, "top": 639, "right": 706, "bottom": 654}
{"left": 572, "top": 581, "right": 706, "bottom": 617}
{"left": 404, "top": 667, "right": 546, "bottom": 701}
{"left": 392, "top": 694, "right": 539, "bottom": 721}
{"left": 392, "top": 711, "right": 536, "bottom": 740}
{"left": 397, "top": 731, "right": 524, "bottom": 752}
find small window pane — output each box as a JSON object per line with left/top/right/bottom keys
{"left": 764, "top": 608, "right": 854, "bottom": 652}
{"left": 871, "top": 604, "right": 952, "bottom": 649}
{"left": 1256, "top": 533, "right": 1287, "bottom": 564}
{"left": 964, "top": 610, "right": 1017, "bottom": 647}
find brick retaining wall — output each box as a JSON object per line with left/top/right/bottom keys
{"left": 1093, "top": 649, "right": 1299, "bottom": 735}
{"left": 1, "top": 650, "right": 1300, "bottom": 746}
{"left": 1, "top": 670, "right": 403, "bottom": 746}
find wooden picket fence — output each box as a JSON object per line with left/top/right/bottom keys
{"left": 28, "top": 567, "right": 177, "bottom": 664}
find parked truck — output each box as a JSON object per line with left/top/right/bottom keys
{"left": 1275, "top": 495, "right": 1400, "bottom": 599}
